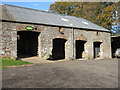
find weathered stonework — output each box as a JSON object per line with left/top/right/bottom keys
{"left": 0, "top": 21, "right": 112, "bottom": 60}
{"left": 0, "top": 22, "right": 17, "bottom": 58}
{"left": 74, "top": 29, "right": 111, "bottom": 59}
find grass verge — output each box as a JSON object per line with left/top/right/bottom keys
{"left": 0, "top": 58, "right": 32, "bottom": 69}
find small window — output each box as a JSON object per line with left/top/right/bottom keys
{"left": 97, "top": 31, "right": 100, "bottom": 36}
{"left": 59, "top": 27, "right": 64, "bottom": 34}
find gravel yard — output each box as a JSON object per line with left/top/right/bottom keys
{"left": 2, "top": 59, "right": 118, "bottom": 88}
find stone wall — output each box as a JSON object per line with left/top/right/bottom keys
{"left": 74, "top": 29, "right": 112, "bottom": 59}
{"left": 0, "top": 22, "right": 17, "bottom": 58}
{"left": 40, "top": 26, "right": 74, "bottom": 59}
{"left": 0, "top": 22, "right": 3, "bottom": 58}
{"left": 0, "top": 21, "right": 112, "bottom": 59}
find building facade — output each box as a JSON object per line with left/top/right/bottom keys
{"left": 0, "top": 4, "right": 112, "bottom": 60}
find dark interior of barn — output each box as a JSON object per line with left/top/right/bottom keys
{"left": 75, "top": 40, "right": 86, "bottom": 59}
{"left": 51, "top": 38, "right": 66, "bottom": 60}
{"left": 17, "top": 31, "right": 40, "bottom": 58}
{"left": 111, "top": 36, "right": 120, "bottom": 58}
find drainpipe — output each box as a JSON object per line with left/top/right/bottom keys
{"left": 72, "top": 27, "right": 75, "bottom": 60}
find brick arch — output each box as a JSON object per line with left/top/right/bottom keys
{"left": 75, "top": 37, "right": 87, "bottom": 41}
{"left": 53, "top": 35, "right": 67, "bottom": 40}
{"left": 93, "top": 40, "right": 103, "bottom": 43}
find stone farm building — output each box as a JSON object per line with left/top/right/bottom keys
{"left": 0, "top": 4, "right": 112, "bottom": 60}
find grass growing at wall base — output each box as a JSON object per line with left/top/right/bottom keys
{"left": 0, "top": 58, "right": 32, "bottom": 69}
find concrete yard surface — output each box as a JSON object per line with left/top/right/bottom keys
{"left": 2, "top": 59, "right": 118, "bottom": 88}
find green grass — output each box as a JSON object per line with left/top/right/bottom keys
{"left": 0, "top": 58, "right": 32, "bottom": 69}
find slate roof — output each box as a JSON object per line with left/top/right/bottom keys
{"left": 0, "top": 4, "right": 110, "bottom": 32}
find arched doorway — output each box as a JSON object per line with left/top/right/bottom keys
{"left": 52, "top": 38, "right": 67, "bottom": 60}
{"left": 17, "top": 31, "right": 40, "bottom": 58}
{"left": 75, "top": 40, "right": 86, "bottom": 59}
{"left": 93, "top": 42, "right": 102, "bottom": 58}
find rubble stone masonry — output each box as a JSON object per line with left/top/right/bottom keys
{"left": 0, "top": 21, "right": 112, "bottom": 59}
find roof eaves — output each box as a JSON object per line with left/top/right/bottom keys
{"left": 1, "top": 19, "right": 111, "bottom": 33}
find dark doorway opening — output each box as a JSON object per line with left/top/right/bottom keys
{"left": 52, "top": 38, "right": 66, "bottom": 60}
{"left": 111, "top": 36, "right": 120, "bottom": 58}
{"left": 17, "top": 31, "right": 40, "bottom": 58}
{"left": 94, "top": 42, "right": 102, "bottom": 58}
{"left": 76, "top": 40, "right": 86, "bottom": 59}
